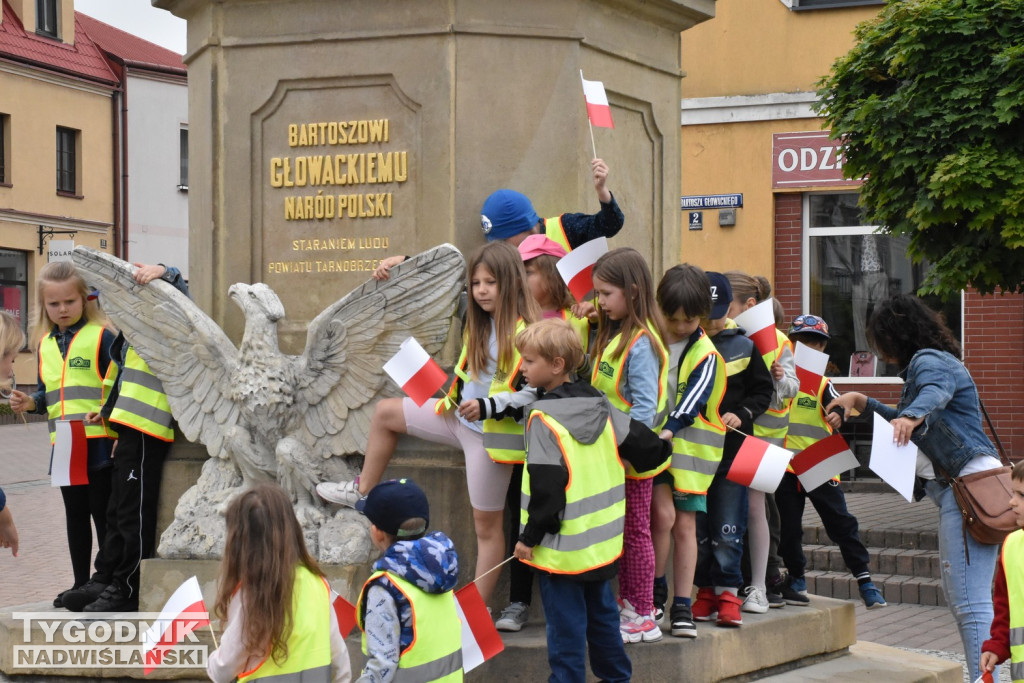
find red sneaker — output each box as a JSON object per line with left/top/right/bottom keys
{"left": 692, "top": 587, "right": 718, "bottom": 622}
{"left": 716, "top": 591, "right": 743, "bottom": 627}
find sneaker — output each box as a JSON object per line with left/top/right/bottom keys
{"left": 740, "top": 585, "right": 769, "bottom": 614}
{"left": 789, "top": 575, "right": 808, "bottom": 596}
{"left": 669, "top": 603, "right": 697, "bottom": 638}
{"left": 53, "top": 587, "right": 76, "bottom": 609}
{"left": 716, "top": 591, "right": 743, "bottom": 627}
{"left": 495, "top": 602, "right": 529, "bottom": 632}
{"left": 620, "top": 613, "right": 663, "bottom": 644}
{"left": 692, "top": 587, "right": 718, "bottom": 622}
{"left": 765, "top": 589, "right": 785, "bottom": 608}
{"left": 653, "top": 581, "right": 668, "bottom": 625}
{"left": 316, "top": 479, "right": 362, "bottom": 507}
{"left": 61, "top": 579, "right": 109, "bottom": 612}
{"left": 859, "top": 582, "right": 887, "bottom": 610}
{"left": 778, "top": 575, "right": 810, "bottom": 606}
{"left": 83, "top": 583, "right": 138, "bottom": 613}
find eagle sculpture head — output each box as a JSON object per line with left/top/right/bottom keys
{"left": 228, "top": 282, "right": 286, "bottom": 322}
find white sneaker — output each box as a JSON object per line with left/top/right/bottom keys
{"left": 495, "top": 602, "right": 529, "bottom": 632}
{"left": 315, "top": 479, "right": 362, "bottom": 507}
{"left": 619, "top": 599, "right": 663, "bottom": 643}
{"left": 740, "top": 586, "right": 769, "bottom": 614}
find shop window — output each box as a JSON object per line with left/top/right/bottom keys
{"left": 56, "top": 126, "right": 78, "bottom": 195}
{"left": 803, "top": 192, "right": 962, "bottom": 379}
{"left": 36, "top": 0, "right": 58, "bottom": 38}
{"left": 0, "top": 249, "right": 29, "bottom": 347}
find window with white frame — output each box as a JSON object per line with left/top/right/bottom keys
{"left": 802, "top": 192, "right": 962, "bottom": 379}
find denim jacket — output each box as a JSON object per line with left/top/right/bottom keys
{"left": 865, "top": 349, "right": 996, "bottom": 477}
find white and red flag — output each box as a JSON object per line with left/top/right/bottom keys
{"left": 454, "top": 582, "right": 504, "bottom": 673}
{"left": 580, "top": 72, "right": 614, "bottom": 129}
{"left": 557, "top": 237, "right": 608, "bottom": 301}
{"left": 330, "top": 589, "right": 358, "bottom": 638}
{"left": 791, "top": 433, "right": 859, "bottom": 492}
{"left": 733, "top": 299, "right": 778, "bottom": 357}
{"left": 727, "top": 435, "right": 792, "bottom": 493}
{"left": 794, "top": 341, "right": 829, "bottom": 396}
{"left": 142, "top": 576, "right": 209, "bottom": 675}
{"left": 383, "top": 337, "right": 449, "bottom": 407}
{"left": 51, "top": 419, "right": 88, "bottom": 487}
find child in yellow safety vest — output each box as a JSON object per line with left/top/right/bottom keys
{"left": 207, "top": 483, "right": 351, "bottom": 683}
{"left": 980, "top": 459, "right": 1024, "bottom": 680}
{"left": 356, "top": 478, "right": 462, "bottom": 683}
{"left": 0, "top": 311, "right": 25, "bottom": 557}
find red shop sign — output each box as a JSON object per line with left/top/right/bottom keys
{"left": 772, "top": 131, "right": 861, "bottom": 189}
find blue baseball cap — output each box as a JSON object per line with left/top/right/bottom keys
{"left": 356, "top": 478, "right": 430, "bottom": 537}
{"left": 706, "top": 271, "right": 733, "bottom": 320}
{"left": 480, "top": 189, "right": 540, "bottom": 241}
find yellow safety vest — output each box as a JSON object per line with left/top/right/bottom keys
{"left": 1003, "top": 530, "right": 1024, "bottom": 683}
{"left": 520, "top": 409, "right": 625, "bottom": 574}
{"left": 238, "top": 566, "right": 333, "bottom": 682}
{"left": 108, "top": 346, "right": 175, "bottom": 441}
{"left": 357, "top": 570, "right": 463, "bottom": 682}
{"left": 668, "top": 333, "right": 726, "bottom": 494}
{"left": 557, "top": 309, "right": 590, "bottom": 356}
{"left": 437, "top": 320, "right": 528, "bottom": 464}
{"left": 590, "top": 325, "right": 669, "bottom": 478}
{"left": 39, "top": 322, "right": 118, "bottom": 443}
{"left": 784, "top": 377, "right": 833, "bottom": 453}
{"left": 753, "top": 331, "right": 793, "bottom": 447}
{"left": 543, "top": 216, "right": 571, "bottom": 253}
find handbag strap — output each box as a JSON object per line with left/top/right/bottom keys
{"left": 978, "top": 398, "right": 1011, "bottom": 467}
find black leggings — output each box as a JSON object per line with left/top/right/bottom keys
{"left": 60, "top": 468, "right": 113, "bottom": 587}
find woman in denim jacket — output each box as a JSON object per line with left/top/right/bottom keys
{"left": 828, "top": 294, "right": 1001, "bottom": 682}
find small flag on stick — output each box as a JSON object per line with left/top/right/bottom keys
{"left": 557, "top": 237, "right": 608, "bottom": 301}
{"left": 733, "top": 299, "right": 778, "bottom": 357}
{"left": 580, "top": 73, "right": 614, "bottom": 129}
{"left": 383, "top": 337, "right": 449, "bottom": 407}
{"left": 727, "top": 435, "right": 792, "bottom": 493}
{"left": 454, "top": 582, "right": 504, "bottom": 673}
{"left": 794, "top": 341, "right": 830, "bottom": 396}
{"left": 330, "top": 589, "right": 358, "bottom": 638}
{"left": 791, "top": 433, "right": 859, "bottom": 492}
{"left": 51, "top": 419, "right": 88, "bottom": 487}
{"left": 142, "top": 576, "right": 209, "bottom": 675}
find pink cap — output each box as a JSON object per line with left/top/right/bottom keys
{"left": 518, "top": 233, "right": 567, "bottom": 261}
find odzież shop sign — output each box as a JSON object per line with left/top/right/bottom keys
{"left": 771, "top": 131, "right": 861, "bottom": 189}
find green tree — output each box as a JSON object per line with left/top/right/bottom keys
{"left": 815, "top": 0, "right": 1024, "bottom": 296}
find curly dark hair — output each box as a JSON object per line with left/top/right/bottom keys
{"left": 866, "top": 294, "right": 960, "bottom": 368}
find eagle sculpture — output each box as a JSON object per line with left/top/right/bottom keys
{"left": 71, "top": 245, "right": 465, "bottom": 561}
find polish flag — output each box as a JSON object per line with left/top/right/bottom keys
{"left": 557, "top": 237, "right": 608, "bottom": 301}
{"left": 580, "top": 72, "right": 614, "bottom": 128}
{"left": 331, "top": 589, "right": 357, "bottom": 638}
{"left": 454, "top": 582, "right": 504, "bottom": 673}
{"left": 794, "top": 341, "right": 830, "bottom": 396}
{"left": 727, "top": 435, "right": 792, "bottom": 493}
{"left": 791, "top": 433, "right": 859, "bottom": 492}
{"left": 733, "top": 299, "right": 778, "bottom": 357}
{"left": 142, "top": 576, "right": 209, "bottom": 675}
{"left": 383, "top": 337, "right": 449, "bottom": 407}
{"left": 51, "top": 419, "right": 88, "bottom": 487}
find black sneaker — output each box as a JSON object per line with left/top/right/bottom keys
{"left": 53, "top": 586, "right": 77, "bottom": 609}
{"left": 669, "top": 603, "right": 697, "bottom": 638}
{"left": 765, "top": 589, "right": 785, "bottom": 608}
{"left": 83, "top": 583, "right": 138, "bottom": 613}
{"left": 653, "top": 582, "right": 669, "bottom": 625}
{"left": 777, "top": 576, "right": 810, "bottom": 606}
{"left": 61, "top": 579, "right": 109, "bottom": 612}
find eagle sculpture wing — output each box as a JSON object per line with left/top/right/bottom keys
{"left": 71, "top": 247, "right": 242, "bottom": 458}
{"left": 295, "top": 243, "right": 465, "bottom": 458}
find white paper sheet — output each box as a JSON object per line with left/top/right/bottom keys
{"left": 868, "top": 412, "right": 919, "bottom": 502}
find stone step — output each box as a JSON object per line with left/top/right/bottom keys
{"left": 751, "top": 641, "right": 961, "bottom": 682}
{"left": 804, "top": 543, "right": 942, "bottom": 580}
{"left": 803, "top": 521, "right": 938, "bottom": 551}
{"left": 806, "top": 570, "right": 946, "bottom": 607}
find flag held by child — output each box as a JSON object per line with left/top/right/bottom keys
{"left": 733, "top": 299, "right": 778, "bottom": 357}
{"left": 791, "top": 433, "right": 859, "bottom": 492}
{"left": 580, "top": 72, "right": 614, "bottom": 129}
{"left": 142, "top": 576, "right": 210, "bottom": 675}
{"left": 51, "top": 419, "right": 88, "bottom": 487}
{"left": 557, "top": 237, "right": 608, "bottom": 301}
{"left": 383, "top": 337, "right": 449, "bottom": 407}
{"left": 454, "top": 582, "right": 503, "bottom": 673}
{"left": 794, "top": 341, "right": 829, "bottom": 396}
{"left": 330, "top": 589, "right": 358, "bottom": 637}
{"left": 727, "top": 435, "right": 792, "bottom": 493}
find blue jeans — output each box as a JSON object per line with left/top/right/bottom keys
{"left": 538, "top": 574, "right": 631, "bottom": 683}
{"left": 695, "top": 474, "right": 749, "bottom": 589}
{"left": 925, "top": 480, "right": 999, "bottom": 682}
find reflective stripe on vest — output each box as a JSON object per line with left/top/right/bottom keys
{"left": 520, "top": 409, "right": 625, "bottom": 574}
{"left": 238, "top": 566, "right": 333, "bottom": 682}
{"left": 1004, "top": 530, "right": 1024, "bottom": 682}
{"left": 39, "top": 323, "right": 118, "bottom": 443}
{"left": 543, "top": 216, "right": 571, "bottom": 253}
{"left": 437, "top": 321, "right": 528, "bottom": 464}
{"left": 109, "top": 346, "right": 174, "bottom": 441}
{"left": 590, "top": 325, "right": 669, "bottom": 478}
{"left": 753, "top": 332, "right": 793, "bottom": 446}
{"left": 669, "top": 335, "right": 726, "bottom": 494}
{"left": 785, "top": 378, "right": 832, "bottom": 453}
{"left": 357, "top": 571, "right": 463, "bottom": 682}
